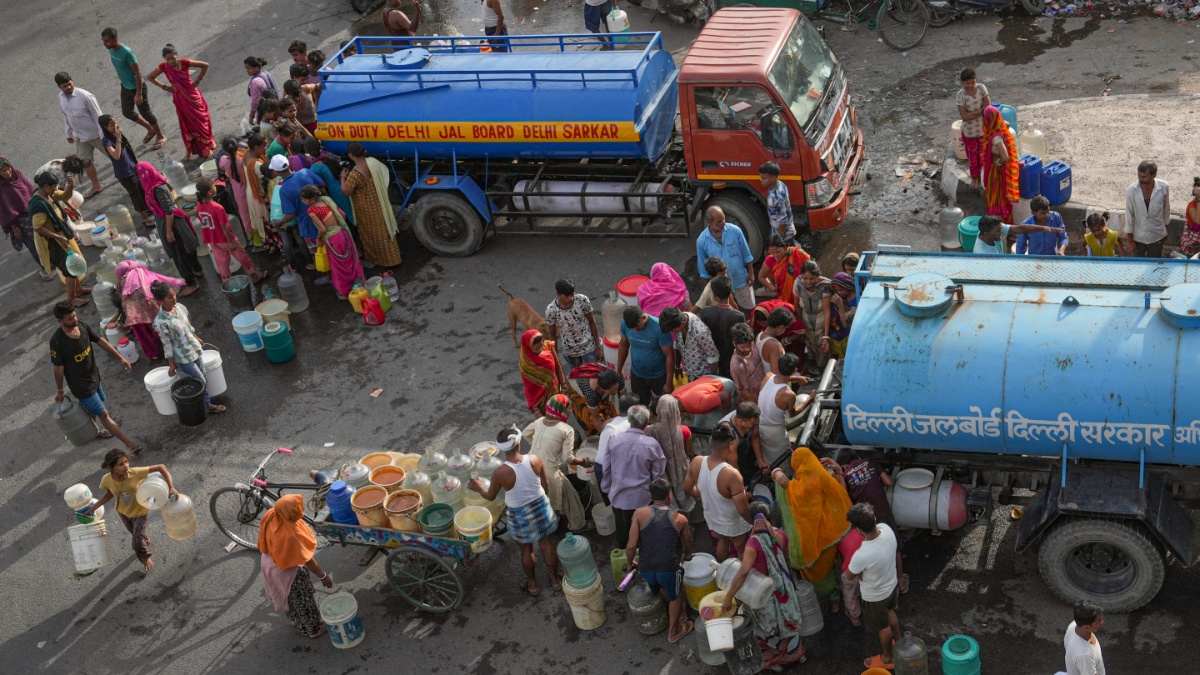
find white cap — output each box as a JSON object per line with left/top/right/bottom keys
{"left": 268, "top": 155, "right": 290, "bottom": 172}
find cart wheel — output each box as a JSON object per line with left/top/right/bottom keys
{"left": 386, "top": 547, "right": 464, "bottom": 613}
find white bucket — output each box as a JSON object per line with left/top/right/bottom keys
{"left": 232, "top": 311, "right": 264, "bottom": 352}
{"left": 64, "top": 483, "right": 93, "bottom": 511}
{"left": 68, "top": 521, "right": 112, "bottom": 574}
{"left": 704, "top": 616, "right": 734, "bottom": 652}
{"left": 453, "top": 505, "right": 494, "bottom": 554}
{"left": 73, "top": 221, "right": 96, "bottom": 246}
{"left": 320, "top": 591, "right": 366, "bottom": 649}
{"left": 144, "top": 366, "right": 179, "bottom": 416}
{"left": 951, "top": 120, "right": 967, "bottom": 161}
{"left": 592, "top": 503, "right": 615, "bottom": 536}
{"left": 602, "top": 337, "right": 620, "bottom": 370}
{"left": 201, "top": 346, "right": 228, "bottom": 396}
{"left": 562, "top": 577, "right": 606, "bottom": 630}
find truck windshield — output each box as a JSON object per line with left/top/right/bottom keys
{"left": 767, "top": 17, "right": 838, "bottom": 133}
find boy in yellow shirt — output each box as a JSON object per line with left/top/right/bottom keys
{"left": 83, "top": 448, "right": 177, "bottom": 572}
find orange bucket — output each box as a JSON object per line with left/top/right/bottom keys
{"left": 384, "top": 490, "right": 423, "bottom": 532}
{"left": 350, "top": 485, "right": 389, "bottom": 527}
{"left": 369, "top": 465, "right": 406, "bottom": 493}
{"left": 359, "top": 452, "right": 393, "bottom": 471}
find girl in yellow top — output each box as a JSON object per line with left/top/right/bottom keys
{"left": 1084, "top": 212, "right": 1121, "bottom": 257}
{"left": 83, "top": 448, "right": 177, "bottom": 572}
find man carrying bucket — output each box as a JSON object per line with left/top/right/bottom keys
{"left": 468, "top": 427, "right": 562, "bottom": 596}
{"left": 49, "top": 301, "right": 144, "bottom": 455}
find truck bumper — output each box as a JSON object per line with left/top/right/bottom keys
{"left": 807, "top": 126, "right": 867, "bottom": 231}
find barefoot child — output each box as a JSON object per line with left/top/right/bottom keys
{"left": 190, "top": 177, "right": 266, "bottom": 282}
{"left": 83, "top": 448, "right": 177, "bottom": 572}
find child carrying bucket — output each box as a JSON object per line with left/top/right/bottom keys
{"left": 82, "top": 448, "right": 177, "bottom": 572}
{"left": 257, "top": 494, "right": 334, "bottom": 638}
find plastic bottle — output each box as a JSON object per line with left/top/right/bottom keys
{"left": 417, "top": 446, "right": 448, "bottom": 475}
{"left": 893, "top": 632, "right": 930, "bottom": 675}
{"left": 164, "top": 159, "right": 190, "bottom": 190}
{"left": 278, "top": 268, "right": 310, "bottom": 313}
{"left": 431, "top": 471, "right": 464, "bottom": 512}
{"left": 446, "top": 449, "right": 476, "bottom": 482}
{"left": 557, "top": 532, "right": 599, "bottom": 588}
{"left": 161, "top": 493, "right": 198, "bottom": 541}
{"left": 326, "top": 480, "right": 358, "bottom": 525}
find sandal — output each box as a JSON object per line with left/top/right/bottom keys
{"left": 208, "top": 405, "right": 227, "bottom": 414}
{"left": 550, "top": 574, "right": 563, "bottom": 592}
{"left": 306, "top": 625, "right": 327, "bottom": 639}
{"left": 864, "top": 655, "right": 894, "bottom": 670}
{"left": 96, "top": 429, "right": 114, "bottom": 439}
{"left": 899, "top": 574, "right": 910, "bottom": 594}
{"left": 668, "top": 620, "right": 694, "bottom": 644}
{"left": 71, "top": 298, "right": 91, "bottom": 308}
{"left": 129, "top": 446, "right": 145, "bottom": 457}
{"left": 143, "top": 131, "right": 156, "bottom": 144}
{"left": 849, "top": 615, "right": 862, "bottom": 627}
{"left": 522, "top": 578, "right": 541, "bottom": 597}
{"left": 84, "top": 188, "right": 103, "bottom": 200}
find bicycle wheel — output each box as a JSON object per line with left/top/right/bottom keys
{"left": 210, "top": 486, "right": 274, "bottom": 549}
{"left": 386, "top": 547, "right": 464, "bottom": 613}
{"left": 876, "top": 0, "right": 929, "bottom": 51}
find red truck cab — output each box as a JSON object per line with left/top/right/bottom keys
{"left": 680, "top": 8, "right": 866, "bottom": 247}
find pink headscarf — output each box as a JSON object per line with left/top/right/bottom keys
{"left": 136, "top": 162, "right": 171, "bottom": 218}
{"left": 115, "top": 260, "right": 185, "bottom": 300}
{"left": 637, "top": 262, "right": 690, "bottom": 318}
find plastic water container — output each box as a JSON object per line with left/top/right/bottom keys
{"left": 342, "top": 464, "right": 371, "bottom": 490}
{"left": 64, "top": 484, "right": 93, "bottom": 511}
{"left": 600, "top": 291, "right": 627, "bottom": 341}
{"left": 107, "top": 205, "right": 134, "bottom": 235}
{"left": 463, "top": 472, "right": 504, "bottom": 522}
{"left": 794, "top": 578, "right": 825, "bottom": 636}
{"left": 575, "top": 438, "right": 598, "bottom": 481}
{"left": 1018, "top": 155, "right": 1043, "bottom": 199}
{"left": 384, "top": 489, "right": 424, "bottom": 532}
{"left": 558, "top": 532, "right": 599, "bottom": 589}
{"left": 368, "top": 465, "right": 406, "bottom": 492}
{"left": 256, "top": 299, "right": 291, "bottom": 331}
{"left": 351, "top": 485, "right": 390, "bottom": 527}
{"left": 348, "top": 286, "right": 367, "bottom": 313}
{"left": 68, "top": 521, "right": 112, "bottom": 574}
{"left": 161, "top": 493, "right": 198, "bottom": 541}
{"left": 1040, "top": 160, "right": 1072, "bottom": 205}
{"left": 221, "top": 275, "right": 254, "bottom": 312}
{"left": 724, "top": 613, "right": 764, "bottom": 675}
{"left": 418, "top": 446, "right": 448, "bottom": 475}
{"left": 367, "top": 282, "right": 392, "bottom": 313}
{"left": 382, "top": 276, "right": 399, "bottom": 302}
{"left": 93, "top": 281, "right": 117, "bottom": 320}
{"left": 54, "top": 397, "right": 98, "bottom": 446}
{"left": 418, "top": 502, "right": 457, "bottom": 537}
{"left": 231, "top": 311, "right": 264, "bottom": 352}
{"left": 116, "top": 337, "right": 139, "bottom": 365}
{"left": 941, "top": 634, "right": 981, "bottom": 675}
{"left": 1018, "top": 124, "right": 1047, "bottom": 159}
{"left": 403, "top": 468, "right": 434, "bottom": 506}
{"left": 326, "top": 480, "right": 358, "bottom": 525}
{"left": 73, "top": 220, "right": 96, "bottom": 246}
{"left": 714, "top": 557, "right": 774, "bottom": 609}
{"left": 110, "top": 232, "right": 130, "bottom": 250}
{"left": 939, "top": 207, "right": 964, "bottom": 250}
{"left": 695, "top": 615, "right": 729, "bottom": 666}
{"left": 171, "top": 377, "right": 208, "bottom": 427}
{"left": 164, "top": 160, "right": 189, "bottom": 191}
{"left": 894, "top": 632, "right": 930, "bottom": 675}
{"left": 73, "top": 499, "right": 105, "bottom": 524}
{"left": 277, "top": 269, "right": 309, "bottom": 313}
{"left": 950, "top": 120, "right": 967, "bottom": 161}
{"left": 200, "top": 346, "right": 227, "bottom": 396}
{"left": 144, "top": 366, "right": 179, "bottom": 415}
{"left": 682, "top": 553, "right": 719, "bottom": 610}
{"left": 627, "top": 580, "right": 668, "bottom": 634}
{"left": 592, "top": 503, "right": 615, "bottom": 535}
{"left": 261, "top": 321, "right": 295, "bottom": 364}
{"left": 445, "top": 449, "right": 476, "bottom": 483}
{"left": 616, "top": 275, "right": 650, "bottom": 306}
{"left": 454, "top": 505, "right": 494, "bottom": 553}
{"left": 610, "top": 548, "right": 629, "bottom": 587}
{"left": 431, "top": 471, "right": 464, "bottom": 512}
{"left": 320, "top": 591, "right": 366, "bottom": 649}
{"left": 957, "top": 216, "right": 981, "bottom": 252}
{"left": 609, "top": 8, "right": 632, "bottom": 42}
{"left": 561, "top": 576, "right": 606, "bottom": 630}
{"left": 199, "top": 159, "right": 219, "bottom": 179}
{"left": 136, "top": 473, "right": 170, "bottom": 510}
{"left": 92, "top": 226, "right": 111, "bottom": 248}
{"left": 992, "top": 103, "right": 1018, "bottom": 133}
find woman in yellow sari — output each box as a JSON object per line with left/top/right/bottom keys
{"left": 757, "top": 233, "right": 810, "bottom": 305}
{"left": 982, "top": 106, "right": 1019, "bottom": 223}
{"left": 771, "top": 446, "right": 851, "bottom": 602}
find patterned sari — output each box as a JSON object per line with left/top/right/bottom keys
{"left": 749, "top": 516, "right": 807, "bottom": 668}
{"left": 159, "top": 59, "right": 216, "bottom": 158}
{"left": 982, "top": 106, "right": 1019, "bottom": 222}
{"left": 518, "top": 329, "right": 560, "bottom": 414}
{"left": 776, "top": 446, "right": 852, "bottom": 600}
{"left": 766, "top": 246, "right": 809, "bottom": 305}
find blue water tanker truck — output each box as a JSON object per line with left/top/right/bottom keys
{"left": 315, "top": 8, "right": 867, "bottom": 257}
{"left": 802, "top": 250, "right": 1200, "bottom": 612}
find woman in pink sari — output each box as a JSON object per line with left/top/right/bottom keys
{"left": 636, "top": 262, "right": 692, "bottom": 317}
{"left": 114, "top": 260, "right": 184, "bottom": 360}
{"left": 300, "top": 184, "right": 363, "bottom": 299}
{"left": 147, "top": 45, "right": 216, "bottom": 161}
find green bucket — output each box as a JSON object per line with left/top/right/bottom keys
{"left": 957, "top": 216, "right": 981, "bottom": 252}
{"left": 417, "top": 503, "right": 457, "bottom": 537}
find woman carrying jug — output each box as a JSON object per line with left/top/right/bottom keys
{"left": 82, "top": 448, "right": 177, "bottom": 572}
{"left": 257, "top": 494, "right": 334, "bottom": 638}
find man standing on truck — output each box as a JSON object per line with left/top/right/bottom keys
{"left": 1063, "top": 600, "right": 1107, "bottom": 675}
{"left": 583, "top": 0, "right": 617, "bottom": 51}
{"left": 697, "top": 206, "right": 756, "bottom": 310}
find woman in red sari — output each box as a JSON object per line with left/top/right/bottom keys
{"left": 148, "top": 45, "right": 216, "bottom": 161}
{"left": 982, "top": 105, "right": 1019, "bottom": 223}
{"left": 757, "top": 233, "right": 810, "bottom": 305}
{"left": 518, "top": 329, "right": 566, "bottom": 416}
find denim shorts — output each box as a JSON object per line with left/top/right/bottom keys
{"left": 641, "top": 569, "right": 680, "bottom": 602}
{"left": 78, "top": 383, "right": 107, "bottom": 416}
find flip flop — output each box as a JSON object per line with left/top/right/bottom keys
{"left": 208, "top": 405, "right": 227, "bottom": 414}
{"left": 668, "top": 620, "right": 694, "bottom": 644}
{"left": 77, "top": 286, "right": 93, "bottom": 295}
{"left": 83, "top": 188, "right": 103, "bottom": 200}
{"left": 899, "top": 574, "right": 910, "bottom": 594}
{"left": 142, "top": 131, "right": 156, "bottom": 144}
{"left": 864, "top": 655, "right": 894, "bottom": 670}
{"left": 522, "top": 579, "right": 541, "bottom": 597}
{"left": 152, "top": 137, "right": 168, "bottom": 150}
{"left": 550, "top": 574, "right": 563, "bottom": 592}
{"left": 71, "top": 298, "right": 91, "bottom": 308}
{"left": 307, "top": 625, "right": 327, "bottom": 639}
{"left": 96, "top": 429, "right": 114, "bottom": 439}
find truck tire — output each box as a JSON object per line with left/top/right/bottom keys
{"left": 707, "top": 191, "right": 768, "bottom": 261}
{"left": 1036, "top": 517, "right": 1166, "bottom": 613}
{"left": 412, "top": 193, "right": 485, "bottom": 257}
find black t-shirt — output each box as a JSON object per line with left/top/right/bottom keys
{"left": 50, "top": 324, "right": 101, "bottom": 398}
{"left": 843, "top": 458, "right": 893, "bottom": 519}
{"left": 698, "top": 304, "right": 744, "bottom": 378}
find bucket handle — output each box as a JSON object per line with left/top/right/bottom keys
{"left": 203, "top": 343, "right": 220, "bottom": 355}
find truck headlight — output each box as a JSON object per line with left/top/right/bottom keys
{"left": 806, "top": 177, "right": 835, "bottom": 208}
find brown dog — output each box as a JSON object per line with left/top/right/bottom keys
{"left": 498, "top": 283, "right": 548, "bottom": 347}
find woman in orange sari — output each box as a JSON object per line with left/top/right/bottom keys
{"left": 772, "top": 446, "right": 852, "bottom": 603}
{"left": 982, "top": 105, "right": 1019, "bottom": 223}
{"left": 257, "top": 494, "right": 333, "bottom": 638}
{"left": 758, "top": 233, "right": 810, "bottom": 305}
{"left": 519, "top": 329, "right": 566, "bottom": 416}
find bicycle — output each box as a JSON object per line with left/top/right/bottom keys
{"left": 210, "top": 448, "right": 323, "bottom": 550}
{"left": 733, "top": 0, "right": 928, "bottom": 51}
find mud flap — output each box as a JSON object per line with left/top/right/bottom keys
{"left": 1015, "top": 466, "right": 1194, "bottom": 565}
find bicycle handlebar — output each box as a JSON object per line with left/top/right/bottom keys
{"left": 249, "top": 447, "right": 293, "bottom": 483}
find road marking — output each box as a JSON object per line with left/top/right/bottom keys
{"left": 402, "top": 618, "right": 436, "bottom": 640}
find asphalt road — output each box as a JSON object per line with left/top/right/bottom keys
{"left": 0, "top": 2, "right": 1196, "bottom": 674}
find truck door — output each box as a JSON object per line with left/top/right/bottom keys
{"left": 690, "top": 86, "right": 805, "bottom": 206}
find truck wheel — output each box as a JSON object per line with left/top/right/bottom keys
{"left": 707, "top": 191, "right": 768, "bottom": 261}
{"left": 1037, "top": 518, "right": 1165, "bottom": 613}
{"left": 412, "top": 193, "right": 485, "bottom": 257}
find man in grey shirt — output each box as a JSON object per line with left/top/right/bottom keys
{"left": 1123, "top": 159, "right": 1170, "bottom": 258}
{"left": 54, "top": 72, "right": 105, "bottom": 198}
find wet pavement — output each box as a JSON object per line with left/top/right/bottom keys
{"left": 0, "top": 2, "right": 1197, "bottom": 673}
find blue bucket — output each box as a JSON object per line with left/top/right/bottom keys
{"left": 320, "top": 591, "right": 365, "bottom": 649}
{"left": 231, "top": 311, "right": 264, "bottom": 352}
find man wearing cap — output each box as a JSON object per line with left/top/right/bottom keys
{"left": 468, "top": 427, "right": 563, "bottom": 596}
{"left": 269, "top": 155, "right": 325, "bottom": 274}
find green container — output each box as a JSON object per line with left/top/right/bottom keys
{"left": 941, "top": 634, "right": 980, "bottom": 675}
{"left": 261, "top": 321, "right": 296, "bottom": 364}
{"left": 957, "top": 216, "right": 981, "bottom": 252}
{"left": 417, "top": 503, "right": 456, "bottom": 537}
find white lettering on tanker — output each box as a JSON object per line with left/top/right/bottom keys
{"left": 843, "top": 405, "right": 1184, "bottom": 448}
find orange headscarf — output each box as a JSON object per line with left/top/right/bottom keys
{"left": 982, "top": 106, "right": 1020, "bottom": 207}
{"left": 257, "top": 494, "right": 317, "bottom": 570}
{"left": 775, "top": 447, "right": 851, "bottom": 584}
